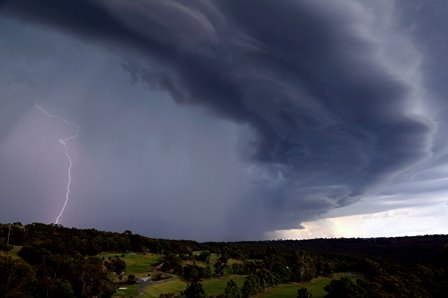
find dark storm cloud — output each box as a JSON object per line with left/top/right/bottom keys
{"left": 1, "top": 0, "right": 437, "bottom": 238}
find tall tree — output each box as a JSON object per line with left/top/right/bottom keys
{"left": 0, "top": 254, "right": 36, "bottom": 298}
{"left": 182, "top": 281, "right": 206, "bottom": 298}
{"left": 224, "top": 279, "right": 240, "bottom": 298}
{"left": 297, "top": 287, "right": 312, "bottom": 298}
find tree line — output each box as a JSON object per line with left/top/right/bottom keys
{"left": 1, "top": 222, "right": 447, "bottom": 297}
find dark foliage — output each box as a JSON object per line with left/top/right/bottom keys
{"left": 297, "top": 287, "right": 311, "bottom": 298}
{"left": 1, "top": 223, "right": 447, "bottom": 297}
{"left": 224, "top": 279, "right": 241, "bottom": 298}
{"left": 0, "top": 254, "right": 36, "bottom": 298}
{"left": 182, "top": 281, "right": 206, "bottom": 298}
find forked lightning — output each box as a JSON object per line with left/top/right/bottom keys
{"left": 34, "top": 102, "right": 80, "bottom": 224}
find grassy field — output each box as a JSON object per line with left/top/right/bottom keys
{"left": 202, "top": 275, "right": 246, "bottom": 296}
{"left": 102, "top": 251, "right": 360, "bottom": 298}
{"left": 141, "top": 275, "right": 247, "bottom": 298}
{"left": 113, "top": 252, "right": 247, "bottom": 297}
{"left": 99, "top": 252, "right": 163, "bottom": 276}
{"left": 254, "top": 273, "right": 359, "bottom": 298}
{"left": 227, "top": 258, "right": 243, "bottom": 265}
{"left": 142, "top": 278, "right": 186, "bottom": 297}
{"left": 1, "top": 245, "right": 22, "bottom": 259}
{"left": 7, "top": 245, "right": 22, "bottom": 258}
{"left": 113, "top": 284, "right": 140, "bottom": 297}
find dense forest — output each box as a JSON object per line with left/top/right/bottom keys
{"left": 1, "top": 222, "right": 447, "bottom": 297}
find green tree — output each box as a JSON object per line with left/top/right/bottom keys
{"left": 183, "top": 265, "right": 200, "bottom": 282}
{"left": 163, "top": 253, "right": 182, "bottom": 273}
{"left": 256, "top": 269, "right": 274, "bottom": 292}
{"left": 297, "top": 287, "right": 312, "bottom": 298}
{"left": 104, "top": 257, "right": 126, "bottom": 274}
{"left": 196, "top": 251, "right": 210, "bottom": 263}
{"left": 0, "top": 254, "right": 36, "bottom": 298}
{"left": 18, "top": 245, "right": 51, "bottom": 266}
{"left": 241, "top": 279, "right": 255, "bottom": 298}
{"left": 127, "top": 274, "right": 136, "bottom": 285}
{"left": 182, "top": 281, "right": 206, "bottom": 298}
{"left": 77, "top": 257, "right": 115, "bottom": 297}
{"left": 224, "top": 279, "right": 240, "bottom": 298}
{"left": 54, "top": 280, "right": 75, "bottom": 298}
{"left": 324, "top": 278, "right": 362, "bottom": 298}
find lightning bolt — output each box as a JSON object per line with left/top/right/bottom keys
{"left": 34, "top": 102, "right": 80, "bottom": 224}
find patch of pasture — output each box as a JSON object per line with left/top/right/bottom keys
{"left": 99, "top": 252, "right": 163, "bottom": 276}
{"left": 254, "top": 273, "right": 360, "bottom": 298}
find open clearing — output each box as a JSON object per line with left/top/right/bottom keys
{"left": 99, "top": 252, "right": 163, "bottom": 276}
{"left": 141, "top": 274, "right": 247, "bottom": 298}
{"left": 254, "top": 273, "right": 359, "bottom": 298}
{"left": 6, "top": 245, "right": 22, "bottom": 258}
{"left": 103, "top": 251, "right": 360, "bottom": 297}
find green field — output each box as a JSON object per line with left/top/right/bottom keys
{"left": 8, "top": 245, "right": 22, "bottom": 258}
{"left": 111, "top": 251, "right": 249, "bottom": 297}
{"left": 141, "top": 278, "right": 186, "bottom": 297}
{"left": 141, "top": 274, "right": 247, "bottom": 298}
{"left": 101, "top": 251, "right": 360, "bottom": 298}
{"left": 202, "top": 275, "right": 247, "bottom": 296}
{"left": 254, "top": 273, "right": 359, "bottom": 298}
{"left": 0, "top": 246, "right": 22, "bottom": 263}
{"left": 131, "top": 273, "right": 357, "bottom": 298}
{"left": 113, "top": 284, "right": 140, "bottom": 297}
{"left": 99, "top": 252, "right": 163, "bottom": 276}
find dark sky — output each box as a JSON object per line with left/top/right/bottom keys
{"left": 1, "top": 0, "right": 447, "bottom": 240}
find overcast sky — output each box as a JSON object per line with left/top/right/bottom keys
{"left": 1, "top": 0, "right": 447, "bottom": 241}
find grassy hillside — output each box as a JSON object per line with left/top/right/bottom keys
{"left": 5, "top": 245, "right": 22, "bottom": 258}
{"left": 254, "top": 273, "right": 358, "bottom": 298}
{"left": 141, "top": 275, "right": 247, "bottom": 297}
{"left": 99, "top": 252, "right": 163, "bottom": 276}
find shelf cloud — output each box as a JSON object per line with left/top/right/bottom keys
{"left": 1, "top": 0, "right": 447, "bottom": 240}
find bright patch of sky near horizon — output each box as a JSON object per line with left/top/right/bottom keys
{"left": 267, "top": 202, "right": 448, "bottom": 240}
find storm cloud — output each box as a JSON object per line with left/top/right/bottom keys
{"left": 0, "top": 0, "right": 446, "bottom": 240}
